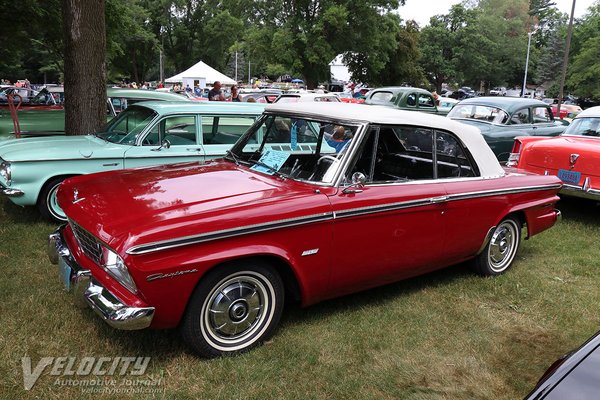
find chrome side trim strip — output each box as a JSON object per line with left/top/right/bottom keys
{"left": 126, "top": 183, "right": 561, "bottom": 255}
{"left": 126, "top": 212, "right": 334, "bottom": 255}
{"left": 448, "top": 183, "right": 562, "bottom": 202}
{"left": 335, "top": 198, "right": 435, "bottom": 219}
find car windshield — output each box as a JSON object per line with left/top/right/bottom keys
{"left": 96, "top": 106, "right": 157, "bottom": 144}
{"left": 228, "top": 113, "right": 359, "bottom": 184}
{"left": 563, "top": 117, "right": 600, "bottom": 137}
{"left": 447, "top": 104, "right": 510, "bottom": 124}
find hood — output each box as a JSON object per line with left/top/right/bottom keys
{"left": 0, "top": 135, "right": 123, "bottom": 162}
{"left": 523, "top": 136, "right": 600, "bottom": 174}
{"left": 58, "top": 160, "right": 331, "bottom": 254}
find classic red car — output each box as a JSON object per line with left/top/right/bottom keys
{"left": 48, "top": 103, "right": 562, "bottom": 357}
{"left": 507, "top": 106, "right": 600, "bottom": 200}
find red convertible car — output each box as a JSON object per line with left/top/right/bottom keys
{"left": 507, "top": 106, "right": 600, "bottom": 200}
{"left": 48, "top": 103, "right": 562, "bottom": 357}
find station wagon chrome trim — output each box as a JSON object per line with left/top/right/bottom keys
{"left": 126, "top": 183, "right": 561, "bottom": 255}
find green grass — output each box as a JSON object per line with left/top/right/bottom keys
{"left": 1, "top": 196, "right": 599, "bottom": 400}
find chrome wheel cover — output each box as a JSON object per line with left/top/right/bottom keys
{"left": 488, "top": 220, "right": 519, "bottom": 272}
{"left": 200, "top": 271, "right": 275, "bottom": 352}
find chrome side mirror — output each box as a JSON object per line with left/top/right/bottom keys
{"left": 152, "top": 139, "right": 171, "bottom": 151}
{"left": 342, "top": 172, "right": 366, "bottom": 194}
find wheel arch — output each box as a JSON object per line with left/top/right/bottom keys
{"left": 36, "top": 173, "right": 80, "bottom": 204}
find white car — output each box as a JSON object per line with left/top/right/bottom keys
{"left": 274, "top": 93, "right": 341, "bottom": 103}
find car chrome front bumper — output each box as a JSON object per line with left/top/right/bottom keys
{"left": 48, "top": 227, "right": 154, "bottom": 330}
{"left": 0, "top": 182, "right": 24, "bottom": 197}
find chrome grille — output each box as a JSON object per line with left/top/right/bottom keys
{"left": 70, "top": 221, "right": 102, "bottom": 264}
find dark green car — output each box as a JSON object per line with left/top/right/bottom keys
{"left": 447, "top": 97, "right": 568, "bottom": 162}
{"left": 0, "top": 88, "right": 189, "bottom": 138}
{"left": 364, "top": 87, "right": 446, "bottom": 115}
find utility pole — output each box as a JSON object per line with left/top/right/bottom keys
{"left": 235, "top": 52, "right": 238, "bottom": 82}
{"left": 557, "top": 0, "right": 576, "bottom": 117}
{"left": 522, "top": 31, "right": 533, "bottom": 98}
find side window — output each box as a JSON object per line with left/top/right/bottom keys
{"left": 419, "top": 95, "right": 435, "bottom": 108}
{"left": 202, "top": 116, "right": 256, "bottom": 145}
{"left": 144, "top": 115, "right": 196, "bottom": 146}
{"left": 371, "top": 126, "right": 434, "bottom": 182}
{"left": 511, "top": 108, "right": 530, "bottom": 124}
{"left": 533, "top": 107, "right": 553, "bottom": 123}
{"left": 436, "top": 131, "right": 477, "bottom": 178}
{"left": 406, "top": 94, "right": 417, "bottom": 107}
{"left": 369, "top": 91, "right": 394, "bottom": 103}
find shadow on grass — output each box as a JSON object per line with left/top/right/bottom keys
{"left": 556, "top": 196, "right": 600, "bottom": 225}
{"left": 1, "top": 197, "right": 47, "bottom": 225}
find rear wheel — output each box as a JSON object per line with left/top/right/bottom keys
{"left": 181, "top": 261, "right": 284, "bottom": 358}
{"left": 471, "top": 216, "right": 521, "bottom": 276}
{"left": 37, "top": 176, "right": 70, "bottom": 222}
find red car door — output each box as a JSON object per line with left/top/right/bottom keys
{"left": 326, "top": 125, "right": 449, "bottom": 297}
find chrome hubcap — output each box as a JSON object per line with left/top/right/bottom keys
{"left": 206, "top": 277, "right": 264, "bottom": 339}
{"left": 488, "top": 221, "right": 518, "bottom": 272}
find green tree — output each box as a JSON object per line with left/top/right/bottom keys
{"left": 567, "top": 2, "right": 600, "bottom": 99}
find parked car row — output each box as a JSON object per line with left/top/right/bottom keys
{"left": 39, "top": 102, "right": 563, "bottom": 359}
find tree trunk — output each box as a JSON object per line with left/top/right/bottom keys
{"left": 62, "top": 0, "right": 107, "bottom": 135}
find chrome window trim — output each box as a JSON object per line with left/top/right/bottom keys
{"left": 125, "top": 183, "right": 561, "bottom": 255}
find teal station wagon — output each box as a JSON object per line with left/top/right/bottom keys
{"left": 0, "top": 101, "right": 265, "bottom": 221}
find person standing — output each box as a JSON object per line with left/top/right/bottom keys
{"left": 230, "top": 85, "right": 240, "bottom": 102}
{"left": 208, "top": 81, "right": 225, "bottom": 101}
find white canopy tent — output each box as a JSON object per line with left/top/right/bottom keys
{"left": 165, "top": 61, "right": 236, "bottom": 88}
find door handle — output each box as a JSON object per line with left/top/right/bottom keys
{"left": 186, "top": 148, "right": 202, "bottom": 152}
{"left": 430, "top": 196, "right": 448, "bottom": 204}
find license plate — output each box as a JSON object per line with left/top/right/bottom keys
{"left": 58, "top": 256, "right": 72, "bottom": 291}
{"left": 557, "top": 169, "right": 581, "bottom": 185}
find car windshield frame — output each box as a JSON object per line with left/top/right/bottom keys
{"left": 95, "top": 105, "right": 158, "bottom": 144}
{"left": 562, "top": 117, "right": 600, "bottom": 138}
{"left": 447, "top": 104, "right": 510, "bottom": 125}
{"left": 228, "top": 112, "right": 366, "bottom": 186}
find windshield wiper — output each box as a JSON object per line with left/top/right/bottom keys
{"left": 251, "top": 160, "right": 287, "bottom": 179}
{"left": 225, "top": 149, "right": 240, "bottom": 165}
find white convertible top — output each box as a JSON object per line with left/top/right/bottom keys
{"left": 265, "top": 102, "right": 504, "bottom": 178}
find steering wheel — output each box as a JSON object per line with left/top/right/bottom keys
{"left": 309, "top": 155, "right": 338, "bottom": 181}
{"left": 316, "top": 155, "right": 339, "bottom": 164}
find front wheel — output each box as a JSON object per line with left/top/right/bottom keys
{"left": 471, "top": 216, "right": 521, "bottom": 276}
{"left": 37, "top": 176, "right": 70, "bottom": 222}
{"left": 181, "top": 261, "right": 284, "bottom": 358}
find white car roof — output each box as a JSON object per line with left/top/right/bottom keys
{"left": 275, "top": 93, "right": 340, "bottom": 102}
{"left": 575, "top": 106, "right": 600, "bottom": 118}
{"left": 264, "top": 102, "right": 504, "bottom": 178}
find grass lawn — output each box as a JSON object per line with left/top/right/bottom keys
{"left": 0, "top": 195, "right": 598, "bottom": 399}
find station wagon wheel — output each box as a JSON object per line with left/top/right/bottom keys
{"left": 471, "top": 216, "right": 521, "bottom": 276}
{"left": 181, "top": 261, "right": 284, "bottom": 358}
{"left": 37, "top": 176, "right": 70, "bottom": 222}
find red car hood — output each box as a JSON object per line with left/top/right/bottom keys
{"left": 58, "top": 160, "right": 331, "bottom": 254}
{"left": 523, "top": 136, "right": 600, "bottom": 175}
